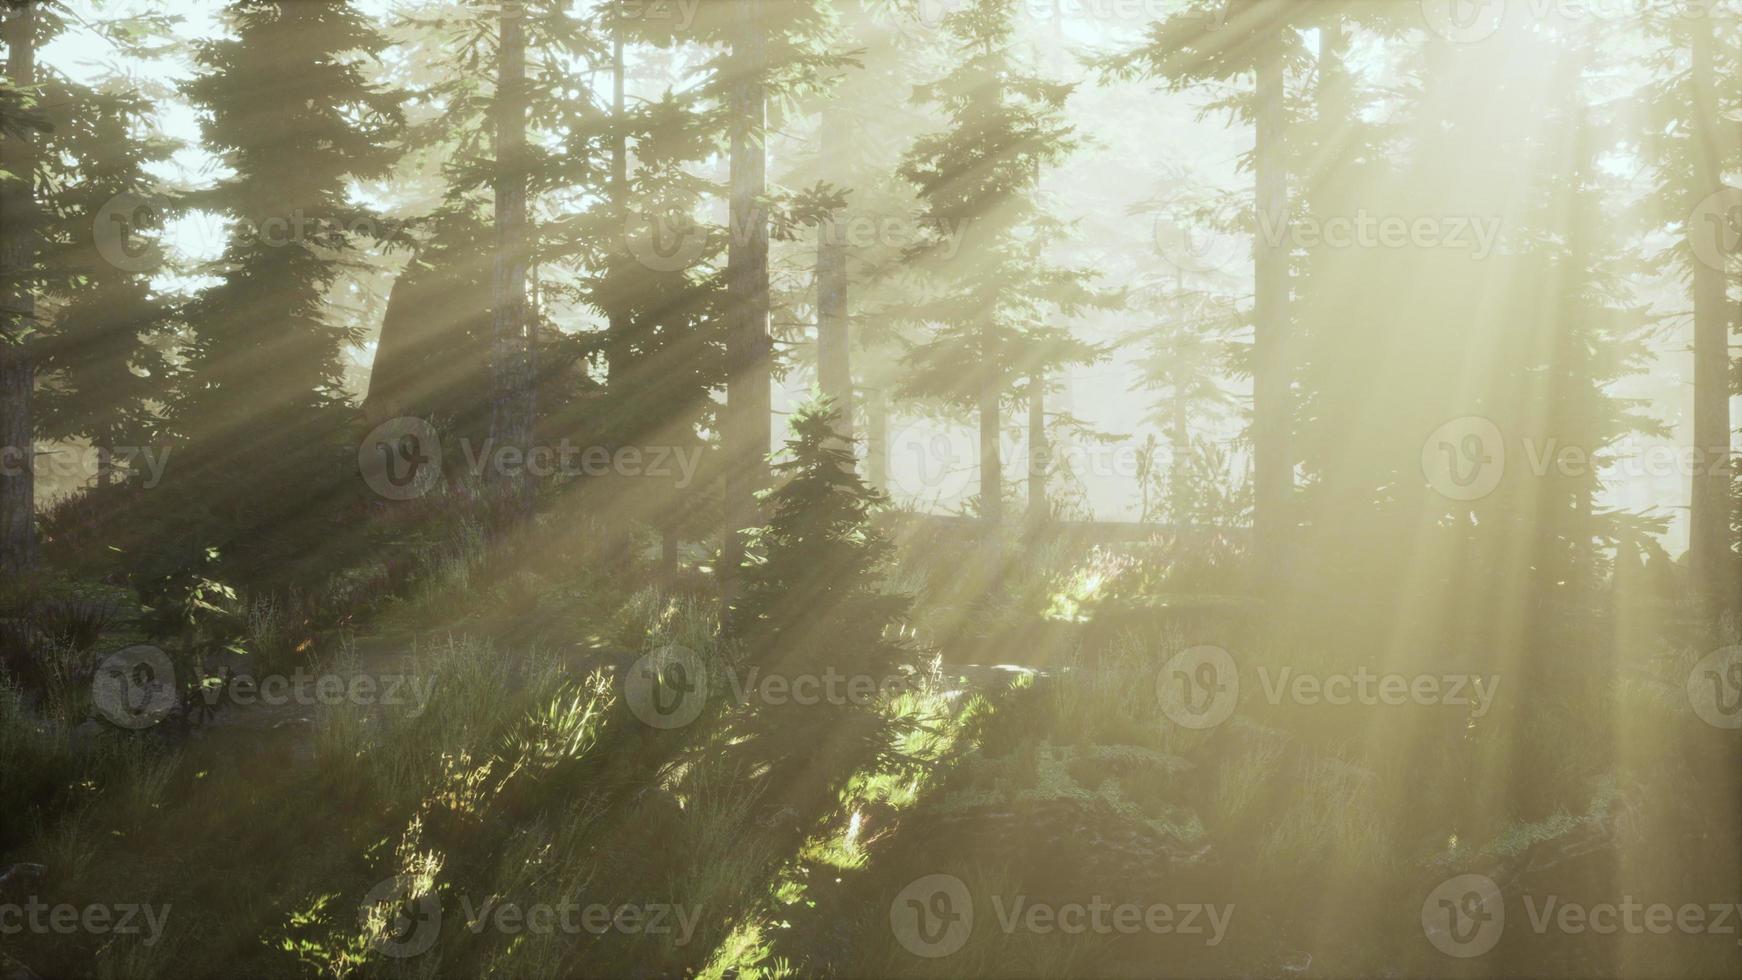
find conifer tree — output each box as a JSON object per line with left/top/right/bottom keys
{"left": 36, "top": 83, "right": 178, "bottom": 490}
{"left": 1635, "top": 4, "right": 1742, "bottom": 614}
{"left": 898, "top": 0, "right": 1107, "bottom": 529}
{"left": 167, "top": 0, "right": 403, "bottom": 574}
{"left": 727, "top": 399, "right": 913, "bottom": 806}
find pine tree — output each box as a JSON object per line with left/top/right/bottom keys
{"left": 898, "top": 0, "right": 1108, "bottom": 529}
{"left": 36, "top": 83, "right": 178, "bottom": 491}
{"left": 488, "top": 0, "right": 534, "bottom": 511}
{"left": 1635, "top": 4, "right": 1742, "bottom": 615}
{"left": 167, "top": 0, "right": 403, "bottom": 576}
{"left": 727, "top": 399, "right": 914, "bottom": 807}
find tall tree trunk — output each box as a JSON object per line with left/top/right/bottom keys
{"left": 0, "top": 0, "right": 37, "bottom": 575}
{"left": 1690, "top": 16, "right": 1735, "bottom": 614}
{"left": 866, "top": 388, "right": 888, "bottom": 494}
{"left": 95, "top": 440, "right": 113, "bottom": 489}
{"left": 722, "top": 0, "right": 771, "bottom": 589}
{"left": 1027, "top": 376, "right": 1046, "bottom": 524}
{"left": 979, "top": 381, "right": 1002, "bottom": 527}
{"left": 489, "top": 0, "right": 535, "bottom": 509}
{"left": 1252, "top": 46, "right": 1290, "bottom": 583}
{"left": 607, "top": 16, "right": 629, "bottom": 378}
{"left": 815, "top": 114, "right": 851, "bottom": 451}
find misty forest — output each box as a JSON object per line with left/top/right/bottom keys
{"left": 0, "top": 0, "right": 1740, "bottom": 977}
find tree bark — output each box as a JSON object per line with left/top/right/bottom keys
{"left": 606, "top": 16, "right": 629, "bottom": 379}
{"left": 1, "top": 0, "right": 38, "bottom": 575}
{"left": 1027, "top": 376, "right": 1046, "bottom": 524}
{"left": 1690, "top": 16, "right": 1735, "bottom": 613}
{"left": 980, "top": 381, "right": 1002, "bottom": 527}
{"left": 1252, "top": 46, "right": 1290, "bottom": 582}
{"left": 867, "top": 388, "right": 888, "bottom": 494}
{"left": 489, "top": 0, "right": 535, "bottom": 509}
{"left": 722, "top": 0, "right": 771, "bottom": 587}
{"left": 815, "top": 118, "right": 852, "bottom": 452}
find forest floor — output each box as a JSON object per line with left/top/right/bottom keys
{"left": 2, "top": 520, "right": 1739, "bottom": 979}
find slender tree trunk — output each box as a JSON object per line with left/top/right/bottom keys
{"left": 722, "top": 0, "right": 771, "bottom": 588}
{"left": 867, "top": 388, "right": 888, "bottom": 494}
{"left": 1252, "top": 46, "right": 1290, "bottom": 582}
{"left": 607, "top": 17, "right": 629, "bottom": 377}
{"left": 1027, "top": 376, "right": 1046, "bottom": 524}
{"left": 1690, "top": 17, "right": 1735, "bottom": 613}
{"left": 660, "top": 527, "right": 678, "bottom": 576}
{"left": 979, "top": 381, "right": 1002, "bottom": 527}
{"left": 815, "top": 128, "right": 852, "bottom": 449}
{"left": 0, "top": 0, "right": 38, "bottom": 575}
{"left": 95, "top": 440, "right": 113, "bottom": 489}
{"left": 489, "top": 0, "right": 535, "bottom": 509}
